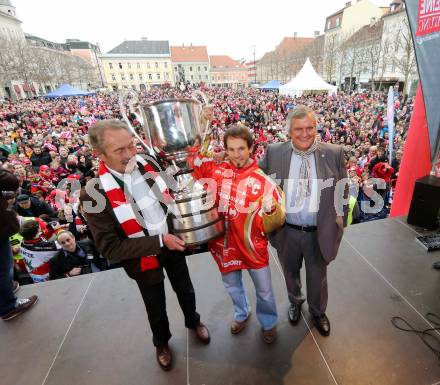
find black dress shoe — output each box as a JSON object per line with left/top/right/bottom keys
{"left": 156, "top": 345, "right": 172, "bottom": 371}
{"left": 193, "top": 322, "right": 210, "bottom": 344}
{"left": 288, "top": 303, "right": 302, "bottom": 324}
{"left": 312, "top": 314, "right": 330, "bottom": 336}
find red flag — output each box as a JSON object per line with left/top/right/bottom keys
{"left": 390, "top": 85, "right": 432, "bottom": 217}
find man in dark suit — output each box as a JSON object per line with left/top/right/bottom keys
{"left": 80, "top": 120, "right": 210, "bottom": 371}
{"left": 259, "top": 106, "right": 348, "bottom": 337}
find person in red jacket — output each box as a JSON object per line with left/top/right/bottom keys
{"left": 193, "top": 125, "right": 285, "bottom": 344}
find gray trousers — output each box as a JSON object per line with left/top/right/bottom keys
{"left": 271, "top": 226, "right": 328, "bottom": 317}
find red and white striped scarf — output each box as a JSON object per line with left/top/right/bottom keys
{"left": 98, "top": 155, "right": 172, "bottom": 271}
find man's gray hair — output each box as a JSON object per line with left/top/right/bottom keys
{"left": 88, "top": 119, "right": 131, "bottom": 153}
{"left": 285, "top": 105, "right": 317, "bottom": 132}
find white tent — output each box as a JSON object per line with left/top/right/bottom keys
{"left": 279, "top": 58, "right": 337, "bottom": 97}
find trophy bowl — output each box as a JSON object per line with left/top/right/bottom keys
{"left": 143, "top": 98, "right": 202, "bottom": 163}
{"left": 120, "top": 93, "right": 224, "bottom": 246}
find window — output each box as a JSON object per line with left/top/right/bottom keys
{"left": 147, "top": 62, "right": 151, "bottom": 68}
{"left": 327, "top": 21, "right": 331, "bottom": 30}
{"left": 174, "top": 67, "right": 177, "bottom": 71}
{"left": 148, "top": 73, "right": 153, "bottom": 80}
{"left": 164, "top": 62, "right": 168, "bottom": 68}
{"left": 155, "top": 62, "right": 158, "bottom": 68}
{"left": 109, "top": 63, "right": 113, "bottom": 69}
{"left": 137, "top": 62, "right": 140, "bottom": 69}
{"left": 191, "top": 75, "right": 194, "bottom": 80}
{"left": 189, "top": 66, "right": 193, "bottom": 71}
{"left": 199, "top": 75, "right": 202, "bottom": 80}
{"left": 157, "top": 73, "right": 161, "bottom": 80}
{"left": 198, "top": 66, "right": 200, "bottom": 71}
{"left": 111, "top": 74, "right": 116, "bottom": 81}
{"left": 121, "top": 74, "right": 125, "bottom": 80}
{"left": 204, "top": 66, "right": 207, "bottom": 71}
{"left": 205, "top": 75, "right": 208, "bottom": 80}
{"left": 118, "top": 62, "right": 123, "bottom": 69}
{"left": 165, "top": 73, "right": 169, "bottom": 79}
{"left": 129, "top": 73, "right": 134, "bottom": 80}
{"left": 139, "top": 73, "right": 143, "bottom": 80}
{"left": 336, "top": 17, "right": 340, "bottom": 27}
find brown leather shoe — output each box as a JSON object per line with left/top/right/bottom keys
{"left": 262, "top": 326, "right": 277, "bottom": 344}
{"left": 193, "top": 322, "right": 210, "bottom": 344}
{"left": 1, "top": 295, "right": 38, "bottom": 321}
{"left": 230, "top": 315, "right": 250, "bottom": 334}
{"left": 156, "top": 345, "right": 172, "bottom": 371}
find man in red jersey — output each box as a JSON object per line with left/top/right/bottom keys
{"left": 193, "top": 125, "right": 285, "bottom": 344}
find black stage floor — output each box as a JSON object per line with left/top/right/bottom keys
{"left": 1, "top": 217, "right": 440, "bottom": 385}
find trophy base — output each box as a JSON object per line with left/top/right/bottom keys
{"left": 169, "top": 178, "right": 224, "bottom": 246}
{"left": 172, "top": 217, "right": 225, "bottom": 246}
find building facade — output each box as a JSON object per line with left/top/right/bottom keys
{"left": 209, "top": 55, "right": 247, "bottom": 88}
{"left": 171, "top": 44, "right": 210, "bottom": 85}
{"left": 379, "top": 1, "right": 417, "bottom": 95}
{"left": 336, "top": 0, "right": 417, "bottom": 94}
{"left": 256, "top": 35, "right": 315, "bottom": 84}
{"left": 101, "top": 39, "right": 174, "bottom": 91}
{"left": 0, "top": 0, "right": 23, "bottom": 41}
{"left": 246, "top": 59, "right": 258, "bottom": 85}
{"left": 323, "top": 0, "right": 385, "bottom": 83}
{"left": 65, "top": 39, "right": 106, "bottom": 88}
{"left": 0, "top": 1, "right": 98, "bottom": 100}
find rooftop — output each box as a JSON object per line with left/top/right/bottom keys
{"left": 209, "top": 55, "right": 246, "bottom": 69}
{"left": 171, "top": 45, "right": 209, "bottom": 62}
{"left": 107, "top": 40, "right": 170, "bottom": 55}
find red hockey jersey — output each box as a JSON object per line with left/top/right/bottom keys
{"left": 193, "top": 157, "right": 285, "bottom": 273}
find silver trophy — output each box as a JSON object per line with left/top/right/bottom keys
{"left": 120, "top": 91, "right": 224, "bottom": 246}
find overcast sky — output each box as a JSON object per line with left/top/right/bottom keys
{"left": 13, "top": 0, "right": 391, "bottom": 61}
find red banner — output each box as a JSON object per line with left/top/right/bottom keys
{"left": 390, "top": 85, "right": 432, "bottom": 217}
{"left": 416, "top": 0, "right": 440, "bottom": 36}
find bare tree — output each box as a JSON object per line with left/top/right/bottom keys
{"left": 376, "top": 38, "right": 391, "bottom": 90}
{"left": 324, "top": 33, "right": 338, "bottom": 83}
{"left": 394, "top": 17, "right": 417, "bottom": 95}
{"left": 0, "top": 38, "right": 18, "bottom": 85}
{"left": 28, "top": 46, "right": 56, "bottom": 93}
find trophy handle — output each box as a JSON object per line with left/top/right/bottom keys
{"left": 118, "top": 90, "right": 154, "bottom": 154}
{"left": 191, "top": 90, "right": 211, "bottom": 147}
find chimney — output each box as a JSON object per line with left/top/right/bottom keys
{"left": 370, "top": 17, "right": 376, "bottom": 26}
{"left": 294, "top": 32, "right": 298, "bottom": 38}
{"left": 346, "top": 1, "right": 351, "bottom": 6}
{"left": 314, "top": 31, "right": 320, "bottom": 37}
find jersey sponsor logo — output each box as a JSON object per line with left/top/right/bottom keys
{"left": 222, "top": 259, "right": 242, "bottom": 268}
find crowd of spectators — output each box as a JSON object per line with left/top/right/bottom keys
{"left": 0, "top": 84, "right": 414, "bottom": 286}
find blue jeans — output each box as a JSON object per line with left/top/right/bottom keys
{"left": 0, "top": 239, "right": 16, "bottom": 317}
{"left": 221, "top": 266, "right": 277, "bottom": 330}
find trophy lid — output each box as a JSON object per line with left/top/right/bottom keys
{"left": 145, "top": 98, "right": 200, "bottom": 107}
